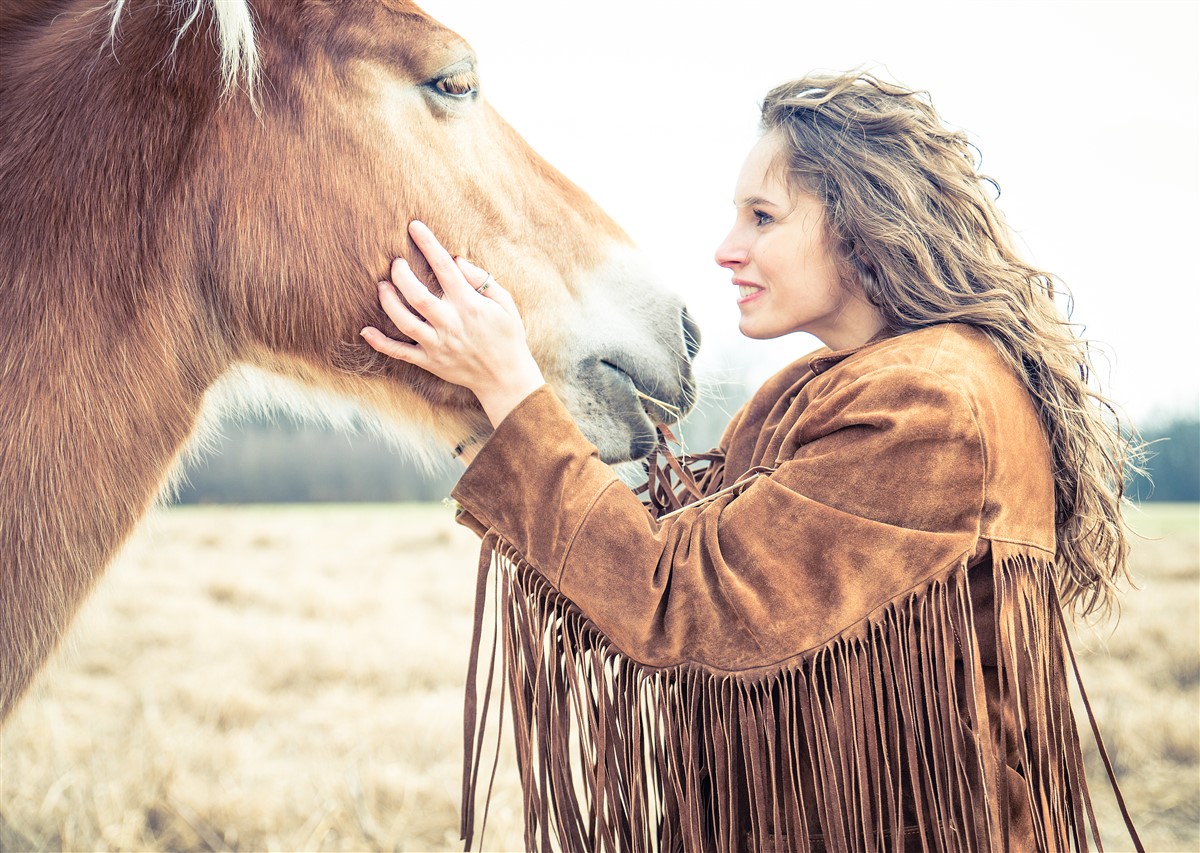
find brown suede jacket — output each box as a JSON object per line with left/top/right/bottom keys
{"left": 452, "top": 324, "right": 1098, "bottom": 852}
{"left": 455, "top": 323, "right": 1054, "bottom": 666}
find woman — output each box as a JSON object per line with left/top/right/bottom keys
{"left": 362, "top": 72, "right": 1141, "bottom": 852}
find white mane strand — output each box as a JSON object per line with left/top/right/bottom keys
{"left": 106, "top": 0, "right": 260, "bottom": 97}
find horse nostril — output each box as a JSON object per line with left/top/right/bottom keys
{"left": 681, "top": 307, "right": 702, "bottom": 360}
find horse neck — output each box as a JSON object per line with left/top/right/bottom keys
{"left": 0, "top": 5, "right": 233, "bottom": 718}
{"left": 0, "top": 284, "right": 225, "bottom": 718}
{"left": 1, "top": 6, "right": 227, "bottom": 511}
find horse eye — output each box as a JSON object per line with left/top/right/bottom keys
{"left": 435, "top": 71, "right": 478, "bottom": 98}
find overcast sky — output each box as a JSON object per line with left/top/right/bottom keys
{"left": 420, "top": 0, "right": 1199, "bottom": 425}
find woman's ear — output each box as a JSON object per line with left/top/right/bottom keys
{"left": 838, "top": 236, "right": 879, "bottom": 302}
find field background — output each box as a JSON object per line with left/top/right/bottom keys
{"left": 1, "top": 502, "right": 1196, "bottom": 852}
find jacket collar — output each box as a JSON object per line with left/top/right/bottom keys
{"left": 807, "top": 327, "right": 900, "bottom": 375}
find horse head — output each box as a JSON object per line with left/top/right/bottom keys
{"left": 0, "top": 0, "right": 697, "bottom": 719}
{"left": 166, "top": 0, "right": 699, "bottom": 460}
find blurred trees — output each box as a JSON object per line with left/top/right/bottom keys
{"left": 1129, "top": 413, "right": 1200, "bottom": 502}
{"left": 174, "top": 415, "right": 461, "bottom": 503}
{"left": 172, "top": 381, "right": 746, "bottom": 504}
{"left": 173, "top": 394, "right": 1198, "bottom": 505}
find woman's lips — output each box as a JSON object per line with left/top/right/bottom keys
{"left": 735, "top": 281, "right": 764, "bottom": 305}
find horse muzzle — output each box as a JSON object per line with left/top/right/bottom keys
{"left": 569, "top": 306, "right": 700, "bottom": 463}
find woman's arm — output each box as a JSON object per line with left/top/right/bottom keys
{"left": 452, "top": 364, "right": 986, "bottom": 670}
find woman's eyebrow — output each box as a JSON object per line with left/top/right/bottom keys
{"left": 736, "top": 195, "right": 780, "bottom": 208}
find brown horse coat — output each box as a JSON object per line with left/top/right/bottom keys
{"left": 0, "top": 0, "right": 695, "bottom": 722}
{"left": 452, "top": 324, "right": 1110, "bottom": 851}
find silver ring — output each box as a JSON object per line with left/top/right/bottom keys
{"left": 476, "top": 274, "right": 495, "bottom": 294}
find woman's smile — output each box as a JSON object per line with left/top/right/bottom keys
{"left": 735, "top": 280, "right": 764, "bottom": 304}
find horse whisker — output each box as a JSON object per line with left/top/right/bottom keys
{"left": 634, "top": 389, "right": 685, "bottom": 419}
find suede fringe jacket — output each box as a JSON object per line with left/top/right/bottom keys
{"left": 451, "top": 324, "right": 1126, "bottom": 852}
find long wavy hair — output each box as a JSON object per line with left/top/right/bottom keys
{"left": 760, "top": 70, "right": 1138, "bottom": 618}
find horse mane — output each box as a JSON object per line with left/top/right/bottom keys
{"left": 106, "top": 0, "right": 259, "bottom": 95}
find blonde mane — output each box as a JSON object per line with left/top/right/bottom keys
{"left": 106, "top": 0, "right": 259, "bottom": 94}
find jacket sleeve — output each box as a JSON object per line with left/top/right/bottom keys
{"left": 451, "top": 365, "right": 986, "bottom": 670}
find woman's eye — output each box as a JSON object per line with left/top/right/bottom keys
{"left": 435, "top": 71, "right": 478, "bottom": 98}
{"left": 753, "top": 210, "right": 774, "bottom": 226}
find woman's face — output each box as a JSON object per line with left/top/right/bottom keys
{"left": 714, "top": 134, "right": 882, "bottom": 350}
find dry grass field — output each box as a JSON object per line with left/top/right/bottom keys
{"left": 1, "top": 502, "right": 1196, "bottom": 852}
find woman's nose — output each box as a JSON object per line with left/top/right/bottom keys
{"left": 714, "top": 227, "right": 746, "bottom": 269}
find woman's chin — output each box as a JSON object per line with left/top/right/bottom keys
{"left": 738, "top": 318, "right": 777, "bottom": 340}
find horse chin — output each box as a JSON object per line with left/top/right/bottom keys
{"left": 560, "top": 359, "right": 688, "bottom": 464}
{"left": 531, "top": 248, "right": 698, "bottom": 464}
{"left": 575, "top": 402, "right": 660, "bottom": 465}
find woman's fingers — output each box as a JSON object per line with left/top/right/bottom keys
{"left": 455, "top": 257, "right": 517, "bottom": 311}
{"left": 388, "top": 257, "right": 453, "bottom": 328}
{"left": 409, "top": 220, "right": 474, "bottom": 301}
{"left": 406, "top": 220, "right": 507, "bottom": 310}
{"left": 360, "top": 325, "right": 429, "bottom": 367}
{"left": 376, "top": 279, "right": 438, "bottom": 347}
{"left": 454, "top": 256, "right": 490, "bottom": 291}
{"left": 369, "top": 246, "right": 454, "bottom": 357}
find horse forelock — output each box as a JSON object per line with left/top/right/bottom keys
{"left": 105, "top": 0, "right": 259, "bottom": 96}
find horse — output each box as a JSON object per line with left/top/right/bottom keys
{"left": 0, "top": 0, "right": 699, "bottom": 722}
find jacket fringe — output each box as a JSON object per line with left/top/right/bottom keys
{"left": 461, "top": 537, "right": 1105, "bottom": 852}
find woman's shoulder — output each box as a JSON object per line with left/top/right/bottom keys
{"left": 799, "top": 324, "right": 1046, "bottom": 463}
{"left": 834, "top": 323, "right": 996, "bottom": 369}
{"left": 730, "top": 326, "right": 1004, "bottom": 438}
{"left": 819, "top": 324, "right": 1024, "bottom": 405}
{"left": 731, "top": 324, "right": 1036, "bottom": 454}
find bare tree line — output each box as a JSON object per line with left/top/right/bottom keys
{"left": 174, "top": 382, "right": 1197, "bottom": 505}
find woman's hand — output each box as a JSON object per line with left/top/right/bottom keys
{"left": 360, "top": 220, "right": 546, "bottom": 429}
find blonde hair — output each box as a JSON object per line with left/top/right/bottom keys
{"left": 761, "top": 70, "right": 1138, "bottom": 617}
